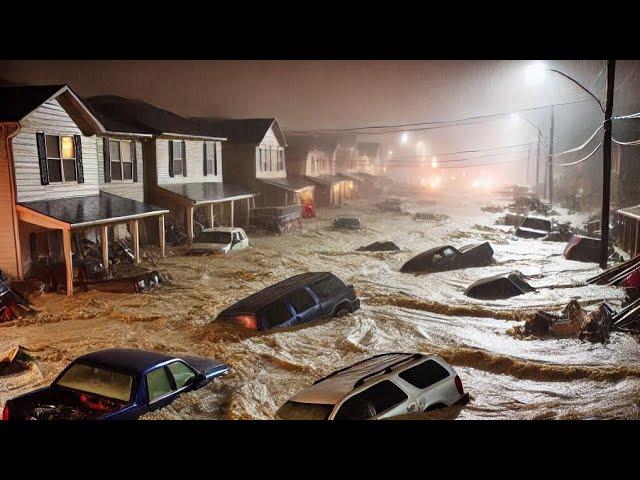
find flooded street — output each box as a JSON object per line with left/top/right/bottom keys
{"left": 2, "top": 190, "right": 639, "bottom": 420}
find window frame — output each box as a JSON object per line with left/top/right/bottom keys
{"left": 167, "top": 360, "right": 198, "bottom": 390}
{"left": 146, "top": 365, "right": 177, "bottom": 405}
{"left": 333, "top": 379, "right": 409, "bottom": 420}
{"left": 172, "top": 140, "right": 186, "bottom": 177}
{"left": 205, "top": 141, "right": 218, "bottom": 176}
{"left": 397, "top": 359, "right": 451, "bottom": 390}
{"left": 109, "top": 139, "right": 134, "bottom": 182}
{"left": 45, "top": 133, "right": 78, "bottom": 184}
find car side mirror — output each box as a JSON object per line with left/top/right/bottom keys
{"left": 195, "top": 373, "right": 208, "bottom": 388}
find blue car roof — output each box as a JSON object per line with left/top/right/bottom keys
{"left": 74, "top": 348, "right": 177, "bottom": 374}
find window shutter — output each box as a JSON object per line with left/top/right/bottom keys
{"left": 103, "top": 138, "right": 111, "bottom": 183}
{"left": 131, "top": 141, "right": 138, "bottom": 182}
{"left": 168, "top": 140, "right": 174, "bottom": 177}
{"left": 74, "top": 135, "right": 84, "bottom": 183}
{"left": 182, "top": 141, "right": 187, "bottom": 177}
{"left": 214, "top": 142, "right": 218, "bottom": 176}
{"left": 36, "top": 132, "right": 49, "bottom": 185}
{"left": 203, "top": 142, "right": 207, "bottom": 176}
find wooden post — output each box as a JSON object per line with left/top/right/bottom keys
{"left": 130, "top": 219, "right": 140, "bottom": 263}
{"left": 62, "top": 228, "right": 73, "bottom": 296}
{"left": 209, "top": 203, "right": 215, "bottom": 228}
{"left": 186, "top": 206, "right": 194, "bottom": 244}
{"left": 246, "top": 197, "right": 251, "bottom": 229}
{"left": 634, "top": 219, "right": 639, "bottom": 256}
{"left": 100, "top": 225, "right": 109, "bottom": 268}
{"left": 158, "top": 214, "right": 166, "bottom": 258}
{"left": 230, "top": 200, "right": 235, "bottom": 227}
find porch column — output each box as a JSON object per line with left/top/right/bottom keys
{"left": 635, "top": 219, "right": 639, "bottom": 256}
{"left": 158, "top": 214, "right": 166, "bottom": 258}
{"left": 62, "top": 228, "right": 73, "bottom": 296}
{"left": 130, "top": 219, "right": 140, "bottom": 263}
{"left": 100, "top": 225, "right": 109, "bottom": 268}
{"left": 186, "top": 205, "right": 194, "bottom": 243}
{"left": 209, "top": 203, "right": 215, "bottom": 228}
{"left": 246, "top": 198, "right": 251, "bottom": 229}
{"left": 230, "top": 200, "right": 235, "bottom": 227}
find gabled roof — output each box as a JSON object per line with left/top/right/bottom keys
{"left": 193, "top": 117, "right": 286, "bottom": 146}
{"left": 85, "top": 95, "right": 224, "bottom": 140}
{"left": 0, "top": 84, "right": 105, "bottom": 136}
{"left": 285, "top": 133, "right": 337, "bottom": 154}
{"left": 357, "top": 142, "right": 380, "bottom": 157}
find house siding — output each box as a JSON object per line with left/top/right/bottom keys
{"left": 0, "top": 129, "right": 19, "bottom": 276}
{"left": 13, "top": 98, "right": 99, "bottom": 203}
{"left": 156, "top": 138, "right": 223, "bottom": 185}
{"left": 96, "top": 136, "right": 145, "bottom": 202}
{"left": 255, "top": 126, "right": 286, "bottom": 180}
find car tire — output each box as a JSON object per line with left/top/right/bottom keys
{"left": 334, "top": 307, "right": 351, "bottom": 318}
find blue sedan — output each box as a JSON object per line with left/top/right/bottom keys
{"left": 2, "top": 348, "right": 229, "bottom": 420}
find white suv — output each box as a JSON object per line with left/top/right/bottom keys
{"left": 189, "top": 227, "right": 249, "bottom": 254}
{"left": 276, "top": 352, "right": 467, "bottom": 420}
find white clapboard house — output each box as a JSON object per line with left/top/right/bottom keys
{"left": 0, "top": 85, "right": 169, "bottom": 296}
{"left": 85, "top": 96, "right": 258, "bottom": 243}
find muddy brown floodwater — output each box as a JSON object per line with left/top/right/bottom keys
{"left": 2, "top": 190, "right": 640, "bottom": 419}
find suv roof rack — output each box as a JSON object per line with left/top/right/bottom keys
{"left": 312, "top": 352, "right": 418, "bottom": 386}
{"left": 353, "top": 353, "right": 423, "bottom": 388}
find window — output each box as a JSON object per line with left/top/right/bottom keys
{"left": 45, "top": 134, "right": 77, "bottom": 183}
{"left": 167, "top": 362, "right": 196, "bottom": 390}
{"left": 109, "top": 140, "right": 134, "bottom": 181}
{"left": 399, "top": 360, "right": 450, "bottom": 389}
{"left": 310, "top": 275, "right": 345, "bottom": 301}
{"left": 146, "top": 367, "right": 173, "bottom": 402}
{"left": 289, "top": 288, "right": 316, "bottom": 313}
{"left": 278, "top": 149, "right": 284, "bottom": 170}
{"left": 262, "top": 300, "right": 293, "bottom": 329}
{"left": 205, "top": 141, "right": 216, "bottom": 175}
{"left": 334, "top": 381, "right": 408, "bottom": 420}
{"left": 56, "top": 364, "right": 133, "bottom": 403}
{"left": 172, "top": 140, "right": 186, "bottom": 176}
{"left": 260, "top": 148, "right": 268, "bottom": 172}
{"left": 195, "top": 231, "right": 231, "bottom": 244}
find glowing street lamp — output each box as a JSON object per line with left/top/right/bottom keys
{"left": 401, "top": 132, "right": 409, "bottom": 144}
{"left": 525, "top": 61, "right": 546, "bottom": 85}
{"left": 431, "top": 156, "right": 438, "bottom": 168}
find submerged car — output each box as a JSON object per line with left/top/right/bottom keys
{"left": 333, "top": 217, "right": 361, "bottom": 229}
{"left": 216, "top": 272, "right": 360, "bottom": 331}
{"left": 190, "top": 227, "right": 249, "bottom": 254}
{"left": 515, "top": 216, "right": 552, "bottom": 239}
{"left": 563, "top": 234, "right": 600, "bottom": 263}
{"left": 465, "top": 271, "right": 536, "bottom": 300}
{"left": 400, "top": 242, "right": 494, "bottom": 274}
{"left": 275, "top": 352, "right": 466, "bottom": 420}
{"left": 2, "top": 348, "right": 229, "bottom": 420}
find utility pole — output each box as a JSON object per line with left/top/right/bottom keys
{"left": 535, "top": 135, "right": 541, "bottom": 195}
{"left": 548, "top": 105, "right": 555, "bottom": 203}
{"left": 526, "top": 143, "right": 531, "bottom": 185}
{"left": 600, "top": 59, "right": 616, "bottom": 269}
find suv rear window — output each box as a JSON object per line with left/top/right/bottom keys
{"left": 262, "top": 300, "right": 293, "bottom": 329}
{"left": 399, "top": 360, "right": 450, "bottom": 389}
{"left": 334, "top": 380, "right": 407, "bottom": 420}
{"left": 310, "top": 276, "right": 345, "bottom": 301}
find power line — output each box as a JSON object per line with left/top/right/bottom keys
{"left": 386, "top": 151, "right": 527, "bottom": 164}
{"left": 385, "top": 142, "right": 531, "bottom": 160}
{"left": 552, "top": 123, "right": 604, "bottom": 157}
{"left": 285, "top": 99, "right": 590, "bottom": 134}
{"left": 555, "top": 143, "right": 601, "bottom": 166}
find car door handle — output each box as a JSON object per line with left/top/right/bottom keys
{"left": 407, "top": 403, "right": 417, "bottom": 412}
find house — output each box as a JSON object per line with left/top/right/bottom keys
{"left": 285, "top": 133, "right": 355, "bottom": 207}
{"left": 349, "top": 142, "right": 392, "bottom": 196}
{"left": 356, "top": 141, "right": 379, "bottom": 173}
{"left": 85, "top": 96, "right": 258, "bottom": 243}
{"left": 0, "top": 85, "right": 169, "bottom": 296}
{"left": 193, "top": 117, "right": 310, "bottom": 231}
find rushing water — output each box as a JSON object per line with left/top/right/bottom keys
{"left": 2, "top": 190, "right": 639, "bottom": 419}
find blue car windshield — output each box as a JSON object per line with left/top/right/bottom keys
{"left": 56, "top": 363, "right": 133, "bottom": 402}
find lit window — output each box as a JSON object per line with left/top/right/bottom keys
{"left": 46, "top": 134, "right": 77, "bottom": 183}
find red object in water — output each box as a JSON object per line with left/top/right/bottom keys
{"left": 302, "top": 199, "right": 315, "bottom": 219}
{"left": 80, "top": 393, "right": 111, "bottom": 411}
{"left": 624, "top": 269, "right": 640, "bottom": 288}
{"left": 2, "top": 404, "right": 10, "bottom": 420}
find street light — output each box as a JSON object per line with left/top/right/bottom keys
{"left": 525, "top": 62, "right": 546, "bottom": 86}
{"left": 401, "top": 132, "right": 409, "bottom": 144}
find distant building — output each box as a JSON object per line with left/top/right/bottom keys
{"left": 0, "top": 85, "right": 169, "bottom": 295}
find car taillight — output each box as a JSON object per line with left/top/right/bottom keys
{"left": 454, "top": 375, "right": 464, "bottom": 395}
{"left": 2, "top": 404, "right": 9, "bottom": 421}
{"left": 234, "top": 314, "right": 257, "bottom": 329}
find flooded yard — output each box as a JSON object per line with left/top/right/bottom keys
{"left": 2, "top": 190, "right": 639, "bottom": 420}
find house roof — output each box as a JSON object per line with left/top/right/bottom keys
{"left": 285, "top": 133, "right": 338, "bottom": 154}
{"left": 357, "top": 142, "right": 380, "bottom": 157}
{"left": 193, "top": 117, "right": 286, "bottom": 146}
{"left": 85, "top": 95, "right": 224, "bottom": 140}
{"left": 305, "top": 175, "right": 351, "bottom": 186}
{"left": 258, "top": 175, "right": 316, "bottom": 192}
{"left": 159, "top": 182, "right": 258, "bottom": 205}
{"left": 0, "top": 84, "right": 105, "bottom": 135}
{"left": 18, "top": 192, "right": 169, "bottom": 228}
